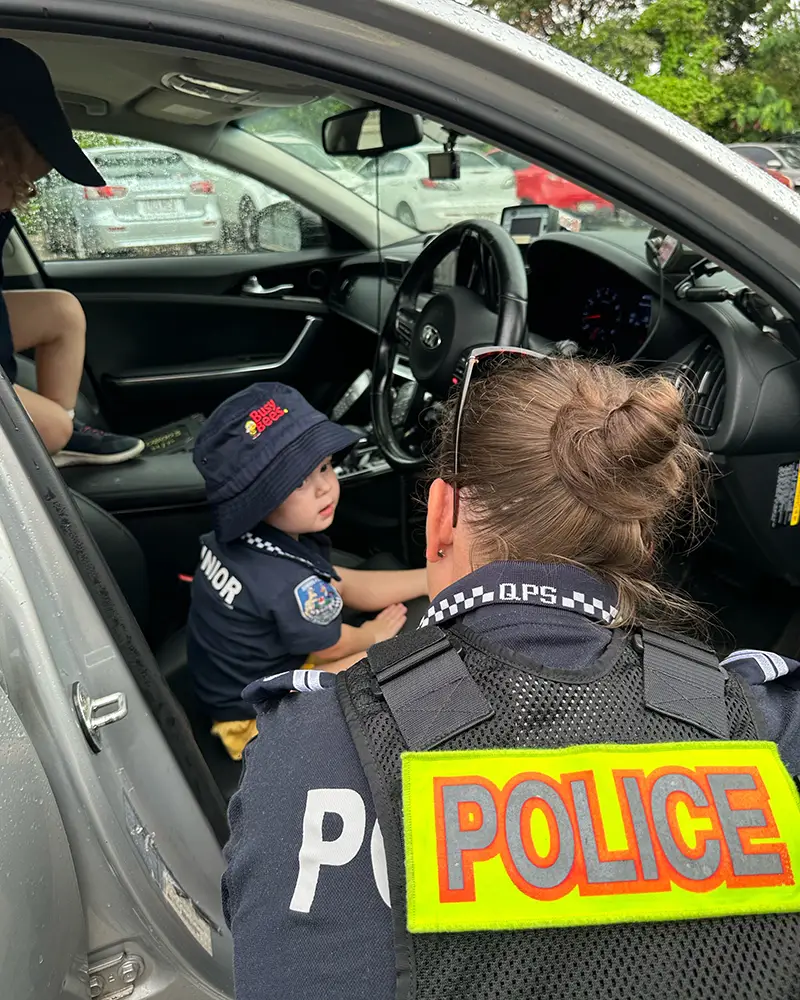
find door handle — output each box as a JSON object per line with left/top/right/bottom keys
{"left": 241, "top": 276, "right": 294, "bottom": 298}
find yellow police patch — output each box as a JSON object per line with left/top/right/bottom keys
{"left": 401, "top": 741, "right": 800, "bottom": 933}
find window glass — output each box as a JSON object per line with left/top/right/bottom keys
{"left": 23, "top": 131, "right": 326, "bottom": 261}
{"left": 736, "top": 146, "right": 774, "bottom": 166}
{"left": 240, "top": 101, "right": 653, "bottom": 240}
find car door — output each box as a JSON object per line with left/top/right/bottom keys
{"left": 23, "top": 130, "right": 373, "bottom": 434}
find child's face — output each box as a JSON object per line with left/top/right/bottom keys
{"left": 266, "top": 457, "right": 340, "bottom": 537}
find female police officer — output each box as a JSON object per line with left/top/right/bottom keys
{"left": 222, "top": 352, "right": 800, "bottom": 1000}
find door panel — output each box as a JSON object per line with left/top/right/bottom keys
{"left": 43, "top": 249, "right": 369, "bottom": 432}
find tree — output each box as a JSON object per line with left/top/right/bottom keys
{"left": 631, "top": 0, "right": 727, "bottom": 132}
{"left": 731, "top": 80, "right": 795, "bottom": 137}
{"left": 468, "top": 0, "right": 639, "bottom": 44}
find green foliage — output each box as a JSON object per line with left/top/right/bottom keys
{"left": 472, "top": 0, "right": 800, "bottom": 142}
{"left": 731, "top": 81, "right": 795, "bottom": 137}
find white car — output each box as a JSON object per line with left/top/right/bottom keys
{"left": 354, "top": 145, "right": 517, "bottom": 231}
{"left": 186, "top": 134, "right": 361, "bottom": 249}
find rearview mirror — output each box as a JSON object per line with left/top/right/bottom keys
{"left": 322, "top": 107, "right": 423, "bottom": 157}
{"left": 255, "top": 202, "right": 327, "bottom": 253}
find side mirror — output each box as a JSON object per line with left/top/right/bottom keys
{"left": 322, "top": 106, "right": 423, "bottom": 157}
{"left": 767, "top": 159, "right": 784, "bottom": 171}
{"left": 254, "top": 202, "right": 328, "bottom": 253}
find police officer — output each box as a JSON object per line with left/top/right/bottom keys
{"left": 188, "top": 381, "right": 427, "bottom": 759}
{"left": 222, "top": 355, "right": 800, "bottom": 1000}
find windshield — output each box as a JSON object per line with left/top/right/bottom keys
{"left": 239, "top": 101, "right": 652, "bottom": 243}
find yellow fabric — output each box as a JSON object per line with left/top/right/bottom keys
{"left": 402, "top": 741, "right": 800, "bottom": 933}
{"left": 211, "top": 719, "right": 258, "bottom": 760}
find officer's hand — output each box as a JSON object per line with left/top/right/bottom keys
{"left": 362, "top": 603, "right": 408, "bottom": 644}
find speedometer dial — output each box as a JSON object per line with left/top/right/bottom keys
{"left": 580, "top": 286, "right": 622, "bottom": 352}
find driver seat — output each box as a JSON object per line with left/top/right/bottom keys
{"left": 71, "top": 489, "right": 244, "bottom": 799}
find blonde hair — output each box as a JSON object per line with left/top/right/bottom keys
{"left": 432, "top": 357, "right": 710, "bottom": 630}
{"left": 0, "top": 113, "right": 38, "bottom": 209}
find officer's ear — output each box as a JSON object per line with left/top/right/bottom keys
{"left": 425, "top": 478, "right": 454, "bottom": 563}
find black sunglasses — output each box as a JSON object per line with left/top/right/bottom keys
{"left": 451, "top": 345, "right": 546, "bottom": 527}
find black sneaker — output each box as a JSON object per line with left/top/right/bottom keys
{"left": 53, "top": 420, "right": 145, "bottom": 468}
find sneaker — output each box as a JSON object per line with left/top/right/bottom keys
{"left": 52, "top": 419, "right": 145, "bottom": 468}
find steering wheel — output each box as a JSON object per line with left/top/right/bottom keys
{"left": 372, "top": 219, "right": 528, "bottom": 470}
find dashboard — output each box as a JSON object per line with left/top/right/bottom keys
{"left": 327, "top": 227, "right": 800, "bottom": 586}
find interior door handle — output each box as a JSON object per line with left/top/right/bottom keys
{"left": 241, "top": 276, "right": 294, "bottom": 298}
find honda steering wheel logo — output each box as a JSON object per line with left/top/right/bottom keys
{"left": 420, "top": 324, "right": 442, "bottom": 350}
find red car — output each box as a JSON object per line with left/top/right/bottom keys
{"left": 487, "top": 148, "right": 615, "bottom": 217}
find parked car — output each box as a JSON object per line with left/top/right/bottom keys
{"left": 353, "top": 145, "right": 517, "bottom": 230}
{"left": 727, "top": 147, "right": 795, "bottom": 189}
{"left": 486, "top": 147, "right": 615, "bottom": 220}
{"left": 728, "top": 142, "right": 800, "bottom": 187}
{"left": 37, "top": 145, "right": 223, "bottom": 256}
{"left": 188, "top": 134, "right": 360, "bottom": 249}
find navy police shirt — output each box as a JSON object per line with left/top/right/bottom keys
{"left": 0, "top": 212, "right": 18, "bottom": 382}
{"left": 222, "top": 560, "right": 800, "bottom": 1000}
{"left": 186, "top": 523, "right": 343, "bottom": 720}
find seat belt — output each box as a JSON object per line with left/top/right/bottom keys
{"left": 365, "top": 627, "right": 494, "bottom": 751}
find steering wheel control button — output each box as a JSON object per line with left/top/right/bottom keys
{"left": 420, "top": 324, "right": 442, "bottom": 350}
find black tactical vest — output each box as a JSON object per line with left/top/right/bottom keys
{"left": 336, "top": 624, "right": 800, "bottom": 1000}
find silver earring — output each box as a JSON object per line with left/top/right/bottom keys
{"left": 437, "top": 549, "right": 445, "bottom": 559}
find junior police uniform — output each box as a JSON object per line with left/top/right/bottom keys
{"left": 222, "top": 560, "right": 800, "bottom": 1000}
{"left": 188, "top": 381, "right": 359, "bottom": 757}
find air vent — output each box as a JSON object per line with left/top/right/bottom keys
{"left": 681, "top": 338, "right": 725, "bottom": 434}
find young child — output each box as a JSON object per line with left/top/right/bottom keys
{"left": 188, "top": 381, "right": 429, "bottom": 759}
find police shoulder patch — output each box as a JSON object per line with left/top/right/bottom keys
{"left": 294, "top": 574, "right": 343, "bottom": 626}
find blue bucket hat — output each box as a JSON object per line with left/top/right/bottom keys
{"left": 194, "top": 382, "right": 360, "bottom": 543}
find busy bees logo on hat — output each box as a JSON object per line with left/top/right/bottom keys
{"left": 244, "top": 398, "right": 288, "bottom": 440}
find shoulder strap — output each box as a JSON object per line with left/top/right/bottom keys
{"left": 364, "top": 627, "right": 495, "bottom": 751}
{"left": 640, "top": 627, "right": 730, "bottom": 739}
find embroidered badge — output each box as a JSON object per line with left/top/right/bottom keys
{"left": 245, "top": 398, "right": 288, "bottom": 439}
{"left": 294, "top": 575, "right": 343, "bottom": 626}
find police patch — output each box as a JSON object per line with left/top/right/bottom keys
{"left": 294, "top": 575, "right": 343, "bottom": 626}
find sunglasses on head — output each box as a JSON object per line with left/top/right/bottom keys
{"left": 451, "top": 345, "right": 546, "bottom": 527}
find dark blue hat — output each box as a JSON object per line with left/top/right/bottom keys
{"left": 194, "top": 382, "right": 360, "bottom": 543}
{"left": 0, "top": 40, "right": 106, "bottom": 187}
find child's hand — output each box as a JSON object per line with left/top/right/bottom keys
{"left": 362, "top": 603, "right": 408, "bottom": 644}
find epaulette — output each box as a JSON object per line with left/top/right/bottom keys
{"left": 242, "top": 668, "right": 334, "bottom": 705}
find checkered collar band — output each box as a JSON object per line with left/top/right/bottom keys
{"left": 419, "top": 561, "right": 619, "bottom": 629}
{"left": 239, "top": 527, "right": 339, "bottom": 582}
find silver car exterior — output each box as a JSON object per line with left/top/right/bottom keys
{"left": 3, "top": 1, "right": 800, "bottom": 999}
{"left": 38, "top": 145, "right": 222, "bottom": 256}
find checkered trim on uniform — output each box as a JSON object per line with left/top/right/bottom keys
{"left": 241, "top": 531, "right": 319, "bottom": 572}
{"left": 418, "top": 586, "right": 619, "bottom": 628}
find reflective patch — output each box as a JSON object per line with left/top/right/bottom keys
{"left": 294, "top": 575, "right": 342, "bottom": 626}
{"left": 402, "top": 741, "right": 800, "bottom": 933}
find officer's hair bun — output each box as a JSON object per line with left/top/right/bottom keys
{"left": 549, "top": 368, "right": 690, "bottom": 522}
{"left": 432, "top": 357, "right": 709, "bottom": 630}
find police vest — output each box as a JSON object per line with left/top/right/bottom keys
{"left": 335, "top": 625, "right": 800, "bottom": 1000}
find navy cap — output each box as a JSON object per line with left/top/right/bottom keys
{"left": 194, "top": 382, "right": 360, "bottom": 543}
{"left": 0, "top": 39, "right": 105, "bottom": 187}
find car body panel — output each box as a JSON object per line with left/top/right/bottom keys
{"left": 729, "top": 142, "right": 800, "bottom": 186}
{"left": 487, "top": 147, "right": 615, "bottom": 215}
{"left": 0, "top": 681, "right": 86, "bottom": 1000}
